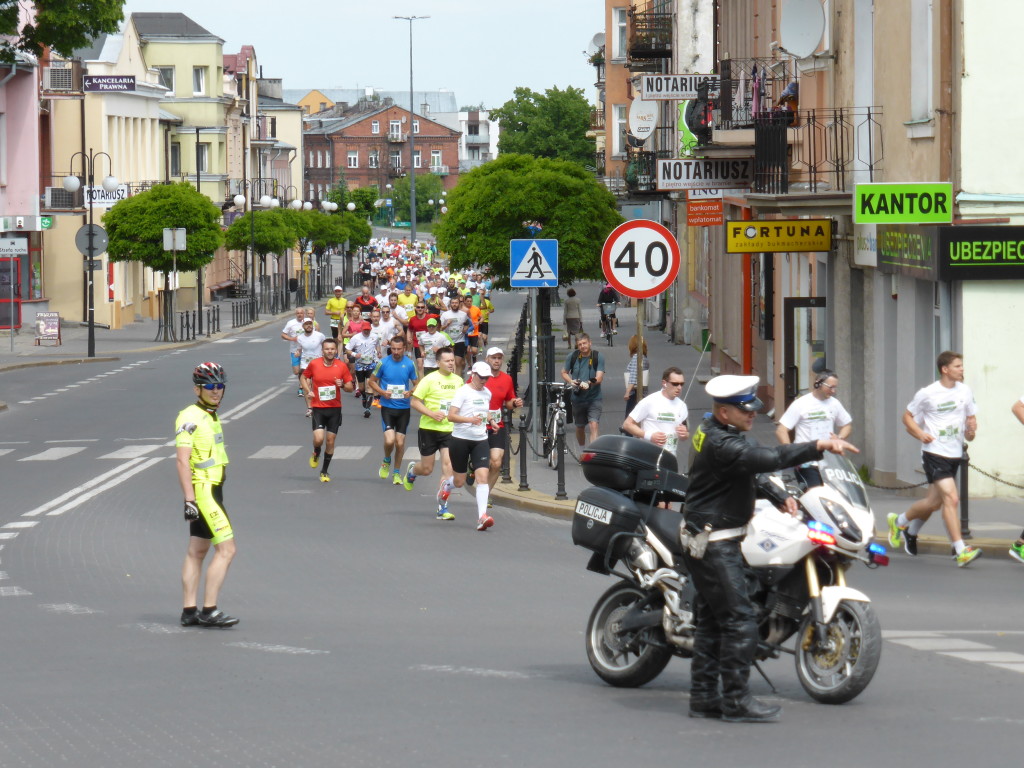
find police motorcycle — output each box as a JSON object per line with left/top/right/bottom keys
{"left": 572, "top": 435, "right": 889, "bottom": 704}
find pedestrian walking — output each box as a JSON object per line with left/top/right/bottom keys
{"left": 176, "top": 362, "right": 238, "bottom": 628}
{"left": 562, "top": 288, "right": 583, "bottom": 348}
{"left": 887, "top": 351, "right": 981, "bottom": 566}
{"left": 623, "top": 334, "right": 649, "bottom": 415}
{"left": 561, "top": 333, "right": 606, "bottom": 447}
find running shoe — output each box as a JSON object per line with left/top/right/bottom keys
{"left": 320, "top": 472, "right": 331, "bottom": 483}
{"left": 476, "top": 515, "right": 494, "bottom": 531}
{"left": 196, "top": 609, "right": 239, "bottom": 628}
{"left": 955, "top": 546, "right": 982, "bottom": 567}
{"left": 436, "top": 502, "right": 454, "bottom": 521}
{"left": 1010, "top": 542, "right": 1024, "bottom": 564}
{"left": 363, "top": 407, "right": 371, "bottom": 418}
{"left": 392, "top": 471, "right": 403, "bottom": 486}
{"left": 309, "top": 453, "right": 319, "bottom": 468}
{"left": 903, "top": 530, "right": 918, "bottom": 556}
{"left": 886, "top": 513, "right": 904, "bottom": 549}
{"left": 403, "top": 461, "right": 416, "bottom": 491}
{"left": 297, "top": 387, "right": 303, "bottom": 397}
{"left": 379, "top": 459, "right": 391, "bottom": 479}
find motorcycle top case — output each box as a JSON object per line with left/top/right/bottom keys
{"left": 572, "top": 486, "right": 644, "bottom": 555}
{"left": 580, "top": 435, "right": 678, "bottom": 491}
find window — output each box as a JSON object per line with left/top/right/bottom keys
{"left": 413, "top": 120, "right": 420, "bottom": 134}
{"left": 430, "top": 150, "right": 442, "bottom": 167}
{"left": 613, "top": 104, "right": 627, "bottom": 156}
{"left": 371, "top": 120, "right": 380, "bottom": 134}
{"left": 196, "top": 143, "right": 209, "bottom": 173}
{"left": 467, "top": 123, "right": 480, "bottom": 135}
{"left": 156, "top": 66, "right": 174, "bottom": 93}
{"left": 192, "top": 66, "right": 206, "bottom": 96}
{"left": 347, "top": 150, "right": 359, "bottom": 169}
{"left": 369, "top": 150, "right": 379, "bottom": 169}
{"left": 317, "top": 150, "right": 323, "bottom": 168}
{"left": 170, "top": 143, "right": 181, "bottom": 175}
{"left": 613, "top": 7, "right": 628, "bottom": 59}
{"left": 390, "top": 150, "right": 402, "bottom": 169}
{"left": 389, "top": 120, "right": 402, "bottom": 137}
{"left": 469, "top": 147, "right": 481, "bottom": 160}
{"left": 908, "top": 0, "right": 934, "bottom": 137}
{"left": 413, "top": 150, "right": 421, "bottom": 169}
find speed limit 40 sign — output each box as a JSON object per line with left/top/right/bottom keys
{"left": 601, "top": 220, "right": 680, "bottom": 299}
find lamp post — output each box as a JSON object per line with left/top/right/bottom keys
{"left": 63, "top": 149, "right": 117, "bottom": 358}
{"left": 385, "top": 183, "right": 394, "bottom": 228}
{"left": 233, "top": 184, "right": 272, "bottom": 313}
{"left": 395, "top": 15, "right": 429, "bottom": 246}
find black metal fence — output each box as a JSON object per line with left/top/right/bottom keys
{"left": 176, "top": 305, "right": 221, "bottom": 341}
{"left": 230, "top": 297, "right": 258, "bottom": 328}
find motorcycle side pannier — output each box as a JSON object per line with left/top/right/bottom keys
{"left": 580, "top": 434, "right": 678, "bottom": 491}
{"left": 572, "top": 486, "right": 644, "bottom": 555}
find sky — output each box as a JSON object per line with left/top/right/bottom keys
{"left": 119, "top": 0, "right": 604, "bottom": 109}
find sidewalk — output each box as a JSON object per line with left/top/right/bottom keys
{"left": 487, "top": 298, "right": 1024, "bottom": 562}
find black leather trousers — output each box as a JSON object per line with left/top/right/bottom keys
{"left": 681, "top": 539, "right": 758, "bottom": 710}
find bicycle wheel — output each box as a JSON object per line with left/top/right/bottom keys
{"left": 546, "top": 414, "right": 558, "bottom": 468}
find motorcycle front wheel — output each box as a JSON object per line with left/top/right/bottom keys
{"left": 586, "top": 580, "right": 672, "bottom": 688}
{"left": 795, "top": 599, "right": 882, "bottom": 704}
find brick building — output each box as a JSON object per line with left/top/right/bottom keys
{"left": 303, "top": 102, "right": 461, "bottom": 200}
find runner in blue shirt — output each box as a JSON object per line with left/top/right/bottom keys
{"left": 368, "top": 334, "right": 420, "bottom": 485}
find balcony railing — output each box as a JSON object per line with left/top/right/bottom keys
{"left": 714, "top": 58, "right": 795, "bottom": 131}
{"left": 388, "top": 162, "right": 404, "bottom": 176}
{"left": 429, "top": 165, "right": 450, "bottom": 176}
{"left": 625, "top": 146, "right": 670, "bottom": 194}
{"left": 753, "top": 107, "right": 884, "bottom": 194}
{"left": 465, "top": 133, "right": 490, "bottom": 145}
{"left": 586, "top": 151, "right": 606, "bottom": 177}
{"left": 387, "top": 132, "right": 407, "bottom": 143}
{"left": 589, "top": 108, "right": 606, "bottom": 131}
{"left": 628, "top": 3, "right": 673, "bottom": 61}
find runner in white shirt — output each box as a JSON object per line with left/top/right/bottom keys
{"left": 775, "top": 369, "right": 852, "bottom": 487}
{"left": 294, "top": 319, "right": 327, "bottom": 373}
{"left": 888, "top": 351, "right": 981, "bottom": 566}
{"left": 440, "top": 362, "right": 498, "bottom": 531}
{"left": 280, "top": 307, "right": 308, "bottom": 395}
{"left": 369, "top": 309, "right": 399, "bottom": 352}
{"left": 440, "top": 296, "right": 470, "bottom": 375}
{"left": 346, "top": 321, "right": 382, "bottom": 417}
{"left": 622, "top": 366, "right": 689, "bottom": 453}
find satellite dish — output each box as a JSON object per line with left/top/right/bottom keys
{"left": 780, "top": 0, "right": 825, "bottom": 59}
{"left": 586, "top": 33, "right": 605, "bottom": 57}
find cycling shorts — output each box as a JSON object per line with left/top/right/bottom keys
{"left": 418, "top": 428, "right": 451, "bottom": 457}
{"left": 190, "top": 481, "right": 233, "bottom": 545}
{"left": 311, "top": 406, "right": 342, "bottom": 434}
{"left": 453, "top": 342, "right": 467, "bottom": 358}
{"left": 449, "top": 436, "right": 490, "bottom": 475}
{"left": 487, "top": 425, "right": 508, "bottom": 451}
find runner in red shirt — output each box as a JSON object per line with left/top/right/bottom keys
{"left": 483, "top": 346, "right": 523, "bottom": 495}
{"left": 301, "top": 337, "right": 354, "bottom": 483}
{"left": 406, "top": 299, "right": 440, "bottom": 377}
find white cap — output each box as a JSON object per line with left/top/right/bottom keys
{"left": 471, "top": 361, "right": 493, "bottom": 378}
{"left": 333, "top": 286, "right": 343, "bottom": 292}
{"left": 705, "top": 375, "right": 762, "bottom": 412}
{"left": 486, "top": 347, "right": 504, "bottom": 357}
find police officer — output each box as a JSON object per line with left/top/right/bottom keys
{"left": 682, "top": 375, "right": 856, "bottom": 722}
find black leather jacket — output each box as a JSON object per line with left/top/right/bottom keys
{"left": 684, "top": 416, "right": 823, "bottom": 531}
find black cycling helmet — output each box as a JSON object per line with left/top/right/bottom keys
{"left": 193, "top": 362, "right": 227, "bottom": 386}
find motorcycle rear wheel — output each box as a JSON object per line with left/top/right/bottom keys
{"left": 795, "top": 599, "right": 882, "bottom": 704}
{"left": 586, "top": 581, "right": 672, "bottom": 688}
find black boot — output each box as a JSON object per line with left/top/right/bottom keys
{"left": 721, "top": 696, "right": 781, "bottom": 723}
{"left": 688, "top": 697, "right": 723, "bottom": 719}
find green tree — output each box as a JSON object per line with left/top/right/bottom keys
{"left": 433, "top": 154, "right": 623, "bottom": 287}
{"left": 490, "top": 86, "right": 595, "bottom": 166}
{"left": 390, "top": 173, "right": 444, "bottom": 223}
{"left": 223, "top": 209, "right": 296, "bottom": 260}
{"left": 2, "top": 0, "right": 125, "bottom": 62}
{"left": 103, "top": 182, "right": 223, "bottom": 331}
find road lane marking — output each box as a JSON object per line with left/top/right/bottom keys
{"left": 0, "top": 586, "right": 31, "bottom": 596}
{"left": 227, "top": 642, "right": 329, "bottom": 655}
{"left": 22, "top": 458, "right": 152, "bottom": 517}
{"left": 40, "top": 603, "right": 102, "bottom": 615}
{"left": 3, "top": 522, "right": 39, "bottom": 529}
{"left": 19, "top": 447, "right": 87, "bottom": 461}
{"left": 333, "top": 445, "right": 371, "bottom": 460}
{"left": 410, "top": 664, "right": 537, "bottom": 680}
{"left": 939, "top": 651, "right": 1024, "bottom": 663}
{"left": 98, "top": 445, "right": 162, "bottom": 460}
{"left": 0, "top": 449, "right": 13, "bottom": 457}
{"left": 888, "top": 638, "right": 992, "bottom": 651}
{"left": 46, "top": 438, "right": 100, "bottom": 443}
{"left": 247, "top": 338, "right": 270, "bottom": 343}
{"left": 249, "top": 446, "right": 302, "bottom": 459}
{"left": 219, "top": 385, "right": 285, "bottom": 422}
{"left": 46, "top": 457, "right": 164, "bottom": 516}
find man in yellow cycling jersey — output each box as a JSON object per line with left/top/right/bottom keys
{"left": 175, "top": 362, "right": 238, "bottom": 628}
{"left": 325, "top": 286, "right": 348, "bottom": 341}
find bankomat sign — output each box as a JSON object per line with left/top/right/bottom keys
{"left": 854, "top": 182, "right": 953, "bottom": 224}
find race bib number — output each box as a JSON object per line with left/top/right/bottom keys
{"left": 330, "top": 320, "right": 340, "bottom": 328}
{"left": 416, "top": 332, "right": 427, "bottom": 347}
{"left": 488, "top": 409, "right": 501, "bottom": 424}
{"left": 388, "top": 384, "right": 406, "bottom": 397}
{"left": 317, "top": 385, "right": 337, "bottom": 401}
{"left": 437, "top": 399, "right": 452, "bottom": 415}
{"left": 300, "top": 356, "right": 313, "bottom": 369}
{"left": 664, "top": 435, "right": 678, "bottom": 452}
{"left": 359, "top": 354, "right": 374, "bottom": 365}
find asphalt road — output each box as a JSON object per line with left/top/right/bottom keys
{"left": 2, "top": 299, "right": 1023, "bottom": 767}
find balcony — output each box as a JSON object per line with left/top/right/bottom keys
{"left": 465, "top": 133, "right": 490, "bottom": 146}
{"left": 628, "top": 3, "right": 672, "bottom": 62}
{"left": 589, "top": 108, "right": 605, "bottom": 131}
{"left": 388, "top": 162, "right": 404, "bottom": 177}
{"left": 713, "top": 58, "right": 794, "bottom": 131}
{"left": 624, "top": 146, "right": 670, "bottom": 195}
{"left": 386, "top": 132, "right": 407, "bottom": 143}
{"left": 752, "top": 107, "right": 883, "bottom": 195}
{"left": 429, "top": 165, "right": 450, "bottom": 176}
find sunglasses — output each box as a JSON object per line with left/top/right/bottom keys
{"left": 666, "top": 380, "right": 685, "bottom": 387}
{"left": 201, "top": 383, "right": 225, "bottom": 390}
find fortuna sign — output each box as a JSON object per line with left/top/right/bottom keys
{"left": 640, "top": 74, "right": 713, "bottom": 101}
{"left": 657, "top": 158, "right": 754, "bottom": 191}
{"left": 725, "top": 219, "right": 834, "bottom": 253}
{"left": 853, "top": 182, "right": 953, "bottom": 224}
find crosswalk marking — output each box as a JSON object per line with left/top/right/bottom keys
{"left": 249, "top": 446, "right": 302, "bottom": 460}
{"left": 887, "top": 631, "right": 1024, "bottom": 677}
{"left": 333, "top": 446, "right": 371, "bottom": 460}
{"left": 98, "top": 445, "right": 162, "bottom": 460}
{"left": 2, "top": 521, "right": 39, "bottom": 529}
{"left": 19, "top": 447, "right": 86, "bottom": 462}
{"left": 939, "top": 651, "right": 1024, "bottom": 663}
{"left": 0, "top": 449, "right": 13, "bottom": 457}
{"left": 888, "top": 637, "right": 992, "bottom": 651}
{"left": 213, "top": 338, "right": 239, "bottom": 344}
{"left": 0, "top": 533, "right": 19, "bottom": 540}
{"left": 248, "top": 338, "right": 270, "bottom": 343}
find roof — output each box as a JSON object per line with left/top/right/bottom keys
{"left": 132, "top": 13, "right": 223, "bottom": 43}
{"left": 223, "top": 45, "right": 256, "bottom": 76}
{"left": 283, "top": 89, "right": 458, "bottom": 114}
{"left": 73, "top": 33, "right": 110, "bottom": 62}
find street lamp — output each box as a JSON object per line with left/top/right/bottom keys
{"left": 347, "top": 202, "right": 356, "bottom": 212}
{"left": 395, "top": 15, "right": 429, "bottom": 246}
{"left": 233, "top": 183, "right": 273, "bottom": 311}
{"left": 63, "top": 149, "right": 117, "bottom": 358}
{"left": 385, "top": 183, "right": 394, "bottom": 227}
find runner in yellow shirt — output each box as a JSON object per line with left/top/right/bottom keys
{"left": 325, "top": 286, "right": 348, "bottom": 341}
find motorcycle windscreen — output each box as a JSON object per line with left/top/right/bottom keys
{"left": 817, "top": 452, "right": 870, "bottom": 510}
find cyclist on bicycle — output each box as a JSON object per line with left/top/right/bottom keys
{"left": 597, "top": 283, "right": 620, "bottom": 335}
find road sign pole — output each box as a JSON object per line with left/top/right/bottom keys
{"left": 636, "top": 299, "right": 646, "bottom": 400}
{"left": 530, "top": 287, "right": 539, "bottom": 464}
{"left": 87, "top": 196, "right": 96, "bottom": 358}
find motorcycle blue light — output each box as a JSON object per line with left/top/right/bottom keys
{"left": 807, "top": 520, "right": 837, "bottom": 547}
{"left": 868, "top": 543, "right": 886, "bottom": 555}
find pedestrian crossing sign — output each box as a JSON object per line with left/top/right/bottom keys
{"left": 510, "top": 239, "right": 559, "bottom": 287}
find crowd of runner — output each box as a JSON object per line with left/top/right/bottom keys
{"left": 280, "top": 238, "right": 517, "bottom": 531}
